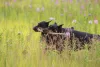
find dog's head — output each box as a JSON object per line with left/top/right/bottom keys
{"left": 33, "top": 20, "right": 52, "bottom": 32}
{"left": 48, "top": 22, "right": 63, "bottom": 33}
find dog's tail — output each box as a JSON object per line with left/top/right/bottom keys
{"left": 93, "top": 34, "right": 100, "bottom": 41}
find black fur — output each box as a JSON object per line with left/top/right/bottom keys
{"left": 33, "top": 21, "right": 100, "bottom": 53}
{"left": 33, "top": 21, "right": 63, "bottom": 53}
{"left": 50, "top": 25, "right": 100, "bottom": 50}
{"left": 47, "top": 23, "right": 66, "bottom": 53}
{"left": 33, "top": 21, "right": 51, "bottom": 32}
{"left": 44, "top": 23, "right": 100, "bottom": 50}
{"left": 33, "top": 20, "right": 51, "bottom": 47}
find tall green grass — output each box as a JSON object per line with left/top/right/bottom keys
{"left": 0, "top": 0, "right": 100, "bottom": 67}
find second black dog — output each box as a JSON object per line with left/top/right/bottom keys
{"left": 45, "top": 24, "right": 100, "bottom": 50}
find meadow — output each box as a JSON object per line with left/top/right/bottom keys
{"left": 0, "top": 0, "right": 100, "bottom": 67}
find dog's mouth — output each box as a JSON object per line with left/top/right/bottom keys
{"left": 33, "top": 26, "right": 44, "bottom": 32}
{"left": 37, "top": 28, "right": 43, "bottom": 32}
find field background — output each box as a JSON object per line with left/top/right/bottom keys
{"left": 0, "top": 0, "right": 100, "bottom": 67}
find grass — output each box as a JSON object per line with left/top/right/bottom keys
{"left": 0, "top": 0, "right": 100, "bottom": 67}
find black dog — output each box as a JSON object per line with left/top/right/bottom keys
{"left": 33, "top": 21, "right": 67, "bottom": 53}
{"left": 33, "top": 20, "right": 51, "bottom": 48}
{"left": 41, "top": 23, "right": 67, "bottom": 53}
{"left": 46, "top": 24, "right": 100, "bottom": 50}
{"left": 47, "top": 23, "right": 66, "bottom": 53}
{"left": 33, "top": 21, "right": 62, "bottom": 53}
{"left": 33, "top": 21, "right": 100, "bottom": 53}
{"left": 33, "top": 20, "right": 51, "bottom": 32}
{"left": 70, "top": 29, "right": 100, "bottom": 50}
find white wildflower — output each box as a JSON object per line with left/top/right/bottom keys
{"left": 49, "top": 17, "right": 55, "bottom": 20}
{"left": 72, "top": 19, "right": 77, "bottom": 23}
{"left": 88, "top": 20, "right": 92, "bottom": 24}
{"left": 36, "top": 7, "right": 40, "bottom": 12}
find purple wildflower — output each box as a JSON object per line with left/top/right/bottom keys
{"left": 94, "top": 20, "right": 98, "bottom": 24}
{"left": 65, "top": 32, "right": 70, "bottom": 39}
{"left": 13, "top": 0, "right": 16, "bottom": 2}
{"left": 81, "top": 5, "right": 84, "bottom": 10}
{"left": 70, "top": 0, "right": 72, "bottom": 3}
{"left": 55, "top": 0, "right": 59, "bottom": 5}
{"left": 95, "top": 0, "right": 98, "bottom": 3}
{"left": 84, "top": 13, "right": 86, "bottom": 17}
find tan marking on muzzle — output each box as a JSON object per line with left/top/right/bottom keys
{"left": 37, "top": 28, "right": 43, "bottom": 32}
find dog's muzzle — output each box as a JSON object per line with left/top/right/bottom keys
{"left": 33, "top": 26, "right": 44, "bottom": 32}
{"left": 33, "top": 26, "right": 39, "bottom": 32}
{"left": 37, "top": 28, "right": 43, "bottom": 32}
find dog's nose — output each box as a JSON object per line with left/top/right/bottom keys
{"left": 33, "top": 26, "right": 38, "bottom": 32}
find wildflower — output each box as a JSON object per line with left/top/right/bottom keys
{"left": 65, "top": 32, "right": 70, "bottom": 39}
{"left": 70, "top": 0, "right": 72, "bottom": 3}
{"left": 81, "top": 5, "right": 84, "bottom": 10}
{"left": 51, "top": 0, "right": 54, "bottom": 2}
{"left": 72, "top": 19, "right": 76, "bottom": 23}
{"left": 60, "top": 14, "right": 64, "bottom": 16}
{"left": 84, "top": 13, "right": 86, "bottom": 17}
{"left": 36, "top": 7, "right": 40, "bottom": 12}
{"left": 88, "top": 13, "right": 92, "bottom": 16}
{"left": 88, "top": 20, "right": 92, "bottom": 24}
{"left": 41, "top": 7, "right": 45, "bottom": 11}
{"left": 49, "top": 17, "right": 55, "bottom": 20}
{"left": 94, "top": 20, "right": 98, "bottom": 24}
{"left": 13, "top": 0, "right": 16, "bottom": 2}
{"left": 29, "top": 5, "right": 32, "bottom": 8}
{"left": 95, "top": 0, "right": 98, "bottom": 3}
{"left": 5, "top": 2, "right": 10, "bottom": 6}
{"left": 55, "top": 0, "right": 59, "bottom": 5}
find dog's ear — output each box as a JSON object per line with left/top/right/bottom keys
{"left": 53, "top": 22, "right": 57, "bottom": 26}
{"left": 46, "top": 20, "right": 52, "bottom": 26}
{"left": 54, "top": 22, "right": 57, "bottom": 24}
{"left": 47, "top": 20, "right": 52, "bottom": 23}
{"left": 58, "top": 24, "right": 63, "bottom": 28}
{"left": 71, "top": 27, "right": 74, "bottom": 29}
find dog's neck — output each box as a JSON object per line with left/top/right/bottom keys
{"left": 61, "top": 28, "right": 73, "bottom": 33}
